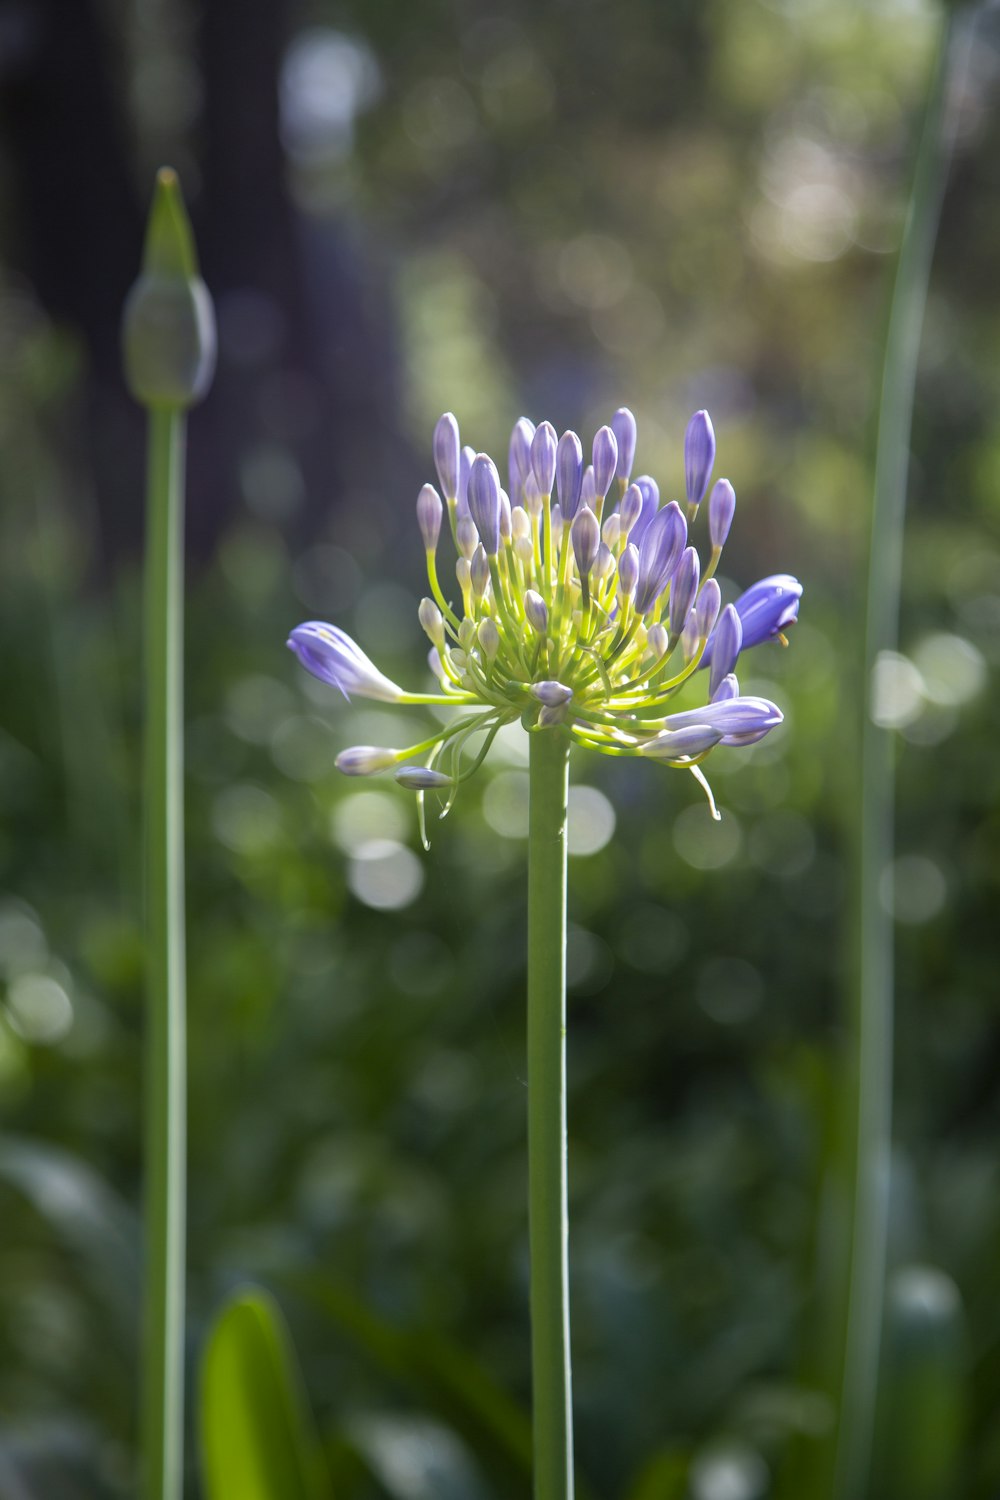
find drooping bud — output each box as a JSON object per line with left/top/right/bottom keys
{"left": 531, "top": 420, "right": 558, "bottom": 496}
{"left": 468, "top": 453, "right": 501, "bottom": 556}
{"left": 418, "top": 597, "right": 445, "bottom": 647}
{"left": 123, "top": 168, "right": 216, "bottom": 409}
{"left": 531, "top": 680, "right": 574, "bottom": 707}
{"left": 708, "top": 479, "right": 736, "bottom": 551}
{"left": 396, "top": 766, "right": 452, "bottom": 790}
{"left": 611, "top": 407, "right": 637, "bottom": 484}
{"left": 592, "top": 426, "right": 618, "bottom": 500}
{"left": 335, "top": 745, "right": 400, "bottom": 775}
{"left": 556, "top": 430, "right": 584, "bottom": 520}
{"left": 684, "top": 409, "right": 716, "bottom": 508}
{"left": 708, "top": 603, "right": 743, "bottom": 699}
{"left": 417, "top": 483, "right": 443, "bottom": 550}
{"left": 433, "top": 412, "right": 461, "bottom": 501}
{"left": 478, "top": 618, "right": 500, "bottom": 659}
{"left": 634, "top": 501, "right": 687, "bottom": 615}
{"left": 571, "top": 505, "right": 600, "bottom": 578}
{"left": 524, "top": 589, "right": 548, "bottom": 633}
{"left": 668, "top": 546, "right": 700, "bottom": 638}
{"left": 508, "top": 417, "right": 536, "bottom": 504}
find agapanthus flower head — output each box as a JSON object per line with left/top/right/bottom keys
{"left": 288, "top": 408, "right": 802, "bottom": 837}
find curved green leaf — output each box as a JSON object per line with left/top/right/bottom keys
{"left": 200, "top": 1287, "right": 328, "bottom": 1500}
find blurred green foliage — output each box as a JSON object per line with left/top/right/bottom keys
{"left": 1, "top": 0, "right": 1000, "bottom": 1496}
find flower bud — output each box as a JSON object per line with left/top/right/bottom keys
{"left": 696, "top": 577, "right": 722, "bottom": 640}
{"left": 531, "top": 420, "right": 558, "bottom": 496}
{"left": 531, "top": 680, "right": 574, "bottom": 707}
{"left": 123, "top": 168, "right": 216, "bottom": 409}
{"left": 708, "top": 479, "right": 736, "bottom": 551}
{"left": 592, "top": 425, "right": 618, "bottom": 499}
{"left": 618, "top": 543, "right": 639, "bottom": 599}
{"left": 611, "top": 407, "right": 637, "bottom": 483}
{"left": 594, "top": 542, "right": 616, "bottom": 584}
{"left": 550, "top": 503, "right": 563, "bottom": 551}
{"left": 416, "top": 483, "right": 443, "bottom": 551}
{"left": 523, "top": 473, "right": 543, "bottom": 517}
{"left": 524, "top": 589, "right": 548, "bottom": 633}
{"left": 630, "top": 476, "right": 659, "bottom": 545}
{"left": 668, "top": 546, "right": 700, "bottom": 638}
{"left": 470, "top": 544, "right": 490, "bottom": 599}
{"left": 708, "top": 603, "right": 743, "bottom": 699}
{"left": 478, "top": 617, "right": 500, "bottom": 659}
{"left": 571, "top": 505, "right": 600, "bottom": 578}
{"left": 711, "top": 672, "right": 739, "bottom": 704}
{"left": 639, "top": 725, "right": 723, "bottom": 760}
{"left": 458, "top": 618, "right": 476, "bottom": 651}
{"left": 580, "top": 465, "right": 596, "bottom": 512}
{"left": 457, "top": 445, "right": 475, "bottom": 518}
{"left": 499, "top": 489, "right": 512, "bottom": 542}
{"left": 433, "top": 412, "right": 460, "bottom": 501}
{"left": 456, "top": 515, "right": 478, "bottom": 559}
{"left": 620, "top": 483, "right": 643, "bottom": 535}
{"left": 418, "top": 597, "right": 444, "bottom": 647}
{"left": 335, "top": 745, "right": 400, "bottom": 775}
{"left": 396, "top": 766, "right": 452, "bottom": 790}
{"left": 647, "top": 623, "right": 669, "bottom": 660}
{"left": 556, "top": 430, "right": 583, "bottom": 519}
{"left": 509, "top": 417, "right": 535, "bottom": 503}
{"left": 456, "top": 557, "right": 471, "bottom": 593}
{"left": 635, "top": 501, "right": 687, "bottom": 615}
{"left": 684, "top": 409, "right": 715, "bottom": 508}
{"left": 511, "top": 505, "right": 531, "bottom": 541}
{"left": 469, "top": 453, "right": 501, "bottom": 556}
{"left": 602, "top": 513, "right": 621, "bottom": 550}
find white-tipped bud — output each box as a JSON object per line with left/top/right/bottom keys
{"left": 478, "top": 618, "right": 500, "bottom": 659}
{"left": 499, "top": 489, "right": 512, "bottom": 541}
{"left": 456, "top": 515, "right": 478, "bottom": 559}
{"left": 335, "top": 745, "right": 399, "bottom": 776}
{"left": 594, "top": 542, "right": 616, "bottom": 584}
{"left": 646, "top": 623, "right": 669, "bottom": 660}
{"left": 511, "top": 504, "right": 531, "bottom": 541}
{"left": 523, "top": 473, "right": 543, "bottom": 517}
{"left": 416, "top": 484, "right": 443, "bottom": 551}
{"left": 456, "top": 557, "right": 471, "bottom": 593}
{"left": 515, "top": 535, "right": 534, "bottom": 566}
{"left": 418, "top": 597, "right": 444, "bottom": 647}
{"left": 524, "top": 589, "right": 548, "bottom": 633}
{"left": 602, "top": 514, "right": 621, "bottom": 551}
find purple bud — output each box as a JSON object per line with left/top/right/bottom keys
{"left": 468, "top": 453, "right": 501, "bottom": 556}
{"left": 416, "top": 483, "right": 443, "bottom": 550}
{"left": 711, "top": 672, "right": 739, "bottom": 704}
{"left": 708, "top": 479, "right": 736, "bottom": 551}
{"left": 620, "top": 483, "right": 643, "bottom": 535}
{"left": 684, "top": 410, "right": 716, "bottom": 507}
{"left": 288, "top": 622, "right": 404, "bottom": 703}
{"left": 571, "top": 505, "right": 601, "bottom": 578}
{"left": 550, "top": 503, "right": 563, "bottom": 551}
{"left": 433, "top": 412, "right": 460, "bottom": 500}
{"left": 523, "top": 473, "right": 543, "bottom": 517}
{"left": 396, "top": 766, "right": 453, "bottom": 790}
{"left": 634, "top": 501, "right": 687, "bottom": 615}
{"left": 580, "top": 465, "right": 597, "bottom": 512}
{"left": 335, "top": 745, "right": 399, "bottom": 775}
{"left": 639, "top": 724, "right": 723, "bottom": 760}
{"left": 682, "top": 609, "right": 700, "bottom": 664}
{"left": 611, "top": 407, "right": 637, "bottom": 483}
{"left": 524, "top": 589, "right": 548, "bottom": 633}
{"left": 456, "top": 515, "right": 478, "bottom": 559}
{"left": 499, "top": 489, "right": 512, "bottom": 542}
{"left": 509, "top": 417, "right": 536, "bottom": 504}
{"left": 696, "top": 578, "right": 722, "bottom": 639}
{"left": 470, "top": 544, "right": 490, "bottom": 598}
{"left": 531, "top": 680, "right": 574, "bottom": 707}
{"left": 629, "top": 475, "right": 660, "bottom": 546}
{"left": 592, "top": 426, "right": 618, "bottom": 499}
{"left": 708, "top": 603, "right": 743, "bottom": 699}
{"left": 669, "top": 546, "right": 700, "bottom": 637}
{"left": 556, "top": 430, "right": 584, "bottom": 520}
{"left": 618, "top": 542, "right": 639, "bottom": 598}
{"left": 457, "top": 445, "right": 475, "bottom": 518}
{"left": 531, "top": 420, "right": 558, "bottom": 496}
{"left": 664, "top": 694, "right": 783, "bottom": 743}
{"left": 731, "top": 574, "right": 803, "bottom": 648}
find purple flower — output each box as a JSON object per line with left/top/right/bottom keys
{"left": 556, "top": 430, "right": 584, "bottom": 520}
{"left": 701, "top": 574, "right": 803, "bottom": 666}
{"left": 634, "top": 501, "right": 687, "bottom": 615}
{"left": 468, "top": 453, "right": 502, "bottom": 556}
{"left": 639, "top": 724, "right": 724, "bottom": 760}
{"left": 288, "top": 622, "right": 404, "bottom": 702}
{"left": 660, "top": 694, "right": 783, "bottom": 739}
{"left": 433, "top": 412, "right": 460, "bottom": 501}
{"left": 592, "top": 426, "right": 618, "bottom": 499}
{"left": 684, "top": 409, "right": 716, "bottom": 507}
{"left": 611, "top": 407, "right": 637, "bottom": 484}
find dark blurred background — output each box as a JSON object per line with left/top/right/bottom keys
{"left": 0, "top": 0, "right": 999, "bottom": 1496}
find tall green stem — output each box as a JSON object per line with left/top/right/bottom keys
{"left": 527, "top": 727, "right": 574, "bottom": 1500}
{"left": 142, "top": 405, "right": 188, "bottom": 1500}
{"left": 833, "top": 17, "right": 956, "bottom": 1500}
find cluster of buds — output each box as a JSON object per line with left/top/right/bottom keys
{"left": 288, "top": 408, "right": 802, "bottom": 829}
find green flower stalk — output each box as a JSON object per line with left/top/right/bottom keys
{"left": 124, "top": 168, "right": 216, "bottom": 1500}
{"left": 289, "top": 407, "right": 800, "bottom": 1500}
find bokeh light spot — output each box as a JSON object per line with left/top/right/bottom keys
{"left": 347, "top": 840, "right": 424, "bottom": 910}
{"left": 673, "top": 804, "right": 742, "bottom": 870}
{"left": 567, "top": 786, "right": 616, "bottom": 857}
